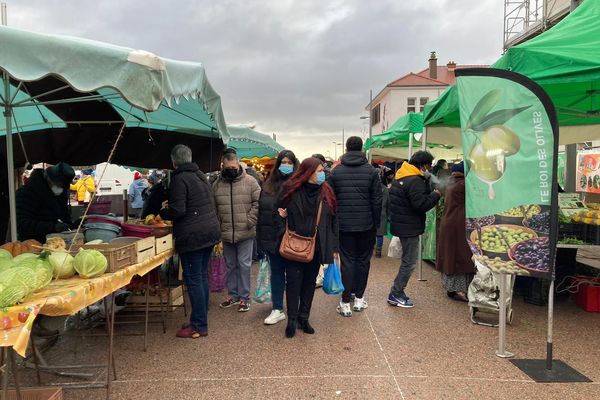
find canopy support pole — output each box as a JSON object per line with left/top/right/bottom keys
{"left": 417, "top": 128, "right": 427, "bottom": 282}
{"left": 2, "top": 3, "right": 17, "bottom": 242}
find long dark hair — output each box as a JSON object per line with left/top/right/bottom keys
{"left": 263, "top": 150, "right": 299, "bottom": 194}
{"left": 282, "top": 157, "right": 336, "bottom": 212}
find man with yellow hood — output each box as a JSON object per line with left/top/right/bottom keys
{"left": 388, "top": 151, "right": 441, "bottom": 308}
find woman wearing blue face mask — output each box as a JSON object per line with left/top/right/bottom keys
{"left": 257, "top": 150, "right": 299, "bottom": 325}
{"left": 276, "top": 157, "right": 338, "bottom": 338}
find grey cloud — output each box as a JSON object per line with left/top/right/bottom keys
{"left": 8, "top": 0, "right": 503, "bottom": 159}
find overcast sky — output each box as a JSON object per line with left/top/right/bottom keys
{"left": 8, "top": 0, "right": 504, "bottom": 160}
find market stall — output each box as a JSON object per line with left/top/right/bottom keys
{"left": 0, "top": 23, "right": 231, "bottom": 399}
{"left": 227, "top": 125, "right": 284, "bottom": 175}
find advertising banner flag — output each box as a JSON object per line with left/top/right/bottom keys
{"left": 456, "top": 69, "right": 558, "bottom": 278}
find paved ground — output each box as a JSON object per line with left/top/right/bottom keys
{"left": 22, "top": 255, "right": 600, "bottom": 399}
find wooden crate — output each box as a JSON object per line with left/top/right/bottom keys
{"left": 79, "top": 242, "right": 137, "bottom": 273}
{"left": 155, "top": 234, "right": 173, "bottom": 254}
{"left": 134, "top": 236, "right": 156, "bottom": 263}
{"left": 127, "top": 285, "right": 183, "bottom": 311}
{"left": 5, "top": 387, "right": 63, "bottom": 400}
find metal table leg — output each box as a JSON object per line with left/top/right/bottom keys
{"left": 8, "top": 349, "right": 21, "bottom": 400}
{"left": 106, "top": 292, "right": 116, "bottom": 400}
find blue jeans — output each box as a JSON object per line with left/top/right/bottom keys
{"left": 376, "top": 235, "right": 384, "bottom": 249}
{"left": 180, "top": 246, "right": 214, "bottom": 332}
{"left": 267, "top": 251, "right": 287, "bottom": 311}
{"left": 390, "top": 236, "right": 419, "bottom": 296}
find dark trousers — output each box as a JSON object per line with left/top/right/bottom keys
{"left": 285, "top": 258, "right": 320, "bottom": 321}
{"left": 340, "top": 230, "right": 376, "bottom": 303}
{"left": 180, "top": 246, "right": 214, "bottom": 332}
{"left": 268, "top": 251, "right": 287, "bottom": 311}
{"left": 390, "top": 236, "right": 420, "bottom": 296}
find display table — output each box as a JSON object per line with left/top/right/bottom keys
{"left": 0, "top": 250, "right": 174, "bottom": 357}
{"left": 556, "top": 243, "right": 600, "bottom": 270}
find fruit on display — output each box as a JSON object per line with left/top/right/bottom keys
{"left": 73, "top": 249, "right": 108, "bottom": 278}
{"left": 0, "top": 240, "right": 42, "bottom": 257}
{"left": 48, "top": 252, "right": 76, "bottom": 279}
{"left": 143, "top": 214, "right": 168, "bottom": 227}
{"left": 45, "top": 237, "right": 67, "bottom": 251}
{"left": 572, "top": 209, "right": 600, "bottom": 225}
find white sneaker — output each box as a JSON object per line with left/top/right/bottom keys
{"left": 336, "top": 301, "right": 353, "bottom": 317}
{"left": 353, "top": 297, "right": 368, "bottom": 312}
{"left": 264, "top": 309, "right": 286, "bottom": 325}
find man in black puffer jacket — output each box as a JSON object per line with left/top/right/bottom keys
{"left": 329, "top": 136, "right": 382, "bottom": 317}
{"left": 160, "top": 145, "right": 221, "bottom": 339}
{"left": 388, "top": 151, "right": 440, "bottom": 308}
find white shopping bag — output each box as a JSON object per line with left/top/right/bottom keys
{"left": 387, "top": 236, "right": 402, "bottom": 259}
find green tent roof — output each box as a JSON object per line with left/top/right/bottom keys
{"left": 423, "top": 0, "right": 600, "bottom": 146}
{"left": 364, "top": 112, "right": 423, "bottom": 150}
{"left": 227, "top": 125, "right": 285, "bottom": 159}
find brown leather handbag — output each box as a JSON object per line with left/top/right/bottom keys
{"left": 279, "top": 201, "right": 323, "bottom": 263}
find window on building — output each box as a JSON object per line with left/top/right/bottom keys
{"left": 407, "top": 97, "right": 416, "bottom": 113}
{"left": 371, "top": 104, "right": 380, "bottom": 126}
{"left": 420, "top": 97, "right": 429, "bottom": 112}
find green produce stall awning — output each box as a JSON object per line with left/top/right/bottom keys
{"left": 0, "top": 25, "right": 229, "bottom": 170}
{"left": 423, "top": 0, "right": 600, "bottom": 146}
{"left": 364, "top": 112, "right": 423, "bottom": 150}
{"left": 227, "top": 125, "right": 285, "bottom": 159}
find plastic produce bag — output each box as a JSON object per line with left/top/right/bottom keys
{"left": 208, "top": 245, "right": 227, "bottom": 293}
{"left": 322, "top": 257, "right": 344, "bottom": 295}
{"left": 253, "top": 256, "right": 272, "bottom": 304}
{"left": 387, "top": 236, "right": 402, "bottom": 259}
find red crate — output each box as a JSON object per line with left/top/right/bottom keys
{"left": 572, "top": 276, "right": 600, "bottom": 312}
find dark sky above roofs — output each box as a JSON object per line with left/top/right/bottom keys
{"left": 9, "top": 0, "right": 503, "bottom": 159}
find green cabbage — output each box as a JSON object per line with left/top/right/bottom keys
{"left": 74, "top": 249, "right": 108, "bottom": 278}
{"left": 12, "top": 253, "right": 38, "bottom": 264}
{"left": 0, "top": 258, "right": 14, "bottom": 272}
{"left": 0, "top": 266, "right": 38, "bottom": 295}
{"left": 49, "top": 252, "right": 76, "bottom": 279}
{"left": 0, "top": 284, "right": 28, "bottom": 307}
{"left": 0, "top": 249, "right": 12, "bottom": 260}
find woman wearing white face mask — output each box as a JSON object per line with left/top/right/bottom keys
{"left": 15, "top": 162, "right": 75, "bottom": 243}
{"left": 257, "top": 150, "right": 299, "bottom": 325}
{"left": 276, "top": 157, "right": 339, "bottom": 338}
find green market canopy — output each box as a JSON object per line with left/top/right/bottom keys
{"left": 364, "top": 112, "right": 457, "bottom": 160}
{"left": 227, "top": 125, "right": 284, "bottom": 159}
{"left": 0, "top": 25, "right": 229, "bottom": 170}
{"left": 423, "top": 0, "right": 600, "bottom": 146}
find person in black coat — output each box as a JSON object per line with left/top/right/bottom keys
{"left": 328, "top": 137, "right": 382, "bottom": 317}
{"left": 256, "top": 150, "right": 299, "bottom": 325}
{"left": 276, "top": 157, "right": 339, "bottom": 338}
{"left": 141, "top": 171, "right": 168, "bottom": 218}
{"left": 160, "top": 145, "right": 221, "bottom": 339}
{"left": 16, "top": 162, "right": 75, "bottom": 243}
{"left": 388, "top": 151, "right": 440, "bottom": 308}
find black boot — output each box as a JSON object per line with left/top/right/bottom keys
{"left": 285, "top": 319, "right": 297, "bottom": 338}
{"left": 298, "top": 319, "right": 315, "bottom": 334}
{"left": 375, "top": 247, "right": 382, "bottom": 258}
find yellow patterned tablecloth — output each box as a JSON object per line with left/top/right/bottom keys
{"left": 0, "top": 251, "right": 173, "bottom": 356}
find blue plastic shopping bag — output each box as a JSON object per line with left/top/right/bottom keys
{"left": 253, "top": 256, "right": 272, "bottom": 304}
{"left": 322, "top": 257, "right": 344, "bottom": 295}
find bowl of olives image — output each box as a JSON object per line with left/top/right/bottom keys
{"left": 495, "top": 205, "right": 541, "bottom": 226}
{"left": 523, "top": 209, "right": 551, "bottom": 235}
{"left": 509, "top": 237, "right": 550, "bottom": 273}
{"left": 470, "top": 224, "right": 537, "bottom": 261}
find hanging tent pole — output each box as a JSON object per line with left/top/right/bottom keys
{"left": 1, "top": 3, "right": 16, "bottom": 242}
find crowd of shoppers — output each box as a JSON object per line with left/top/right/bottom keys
{"left": 155, "top": 140, "right": 471, "bottom": 340}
